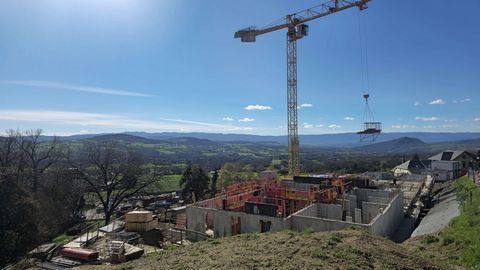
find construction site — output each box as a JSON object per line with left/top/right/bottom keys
{"left": 186, "top": 173, "right": 404, "bottom": 239}
{"left": 5, "top": 0, "right": 478, "bottom": 269}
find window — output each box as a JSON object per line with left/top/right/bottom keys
{"left": 260, "top": 220, "right": 272, "bottom": 233}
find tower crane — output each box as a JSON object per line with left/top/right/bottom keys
{"left": 235, "top": 0, "right": 371, "bottom": 177}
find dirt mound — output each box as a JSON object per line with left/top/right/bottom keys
{"left": 79, "top": 229, "right": 442, "bottom": 270}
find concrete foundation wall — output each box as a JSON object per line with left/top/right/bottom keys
{"left": 186, "top": 188, "right": 404, "bottom": 240}
{"left": 362, "top": 202, "right": 388, "bottom": 224}
{"left": 213, "top": 210, "right": 289, "bottom": 237}
{"left": 290, "top": 215, "right": 367, "bottom": 232}
{"left": 354, "top": 189, "right": 391, "bottom": 205}
{"left": 296, "top": 204, "right": 317, "bottom": 217}
{"left": 317, "top": 203, "right": 343, "bottom": 220}
{"left": 369, "top": 192, "right": 404, "bottom": 237}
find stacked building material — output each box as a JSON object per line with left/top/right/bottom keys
{"left": 125, "top": 211, "right": 157, "bottom": 232}
{"left": 60, "top": 247, "right": 99, "bottom": 261}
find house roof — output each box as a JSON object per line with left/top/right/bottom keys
{"left": 394, "top": 160, "right": 431, "bottom": 170}
{"left": 428, "top": 150, "right": 473, "bottom": 161}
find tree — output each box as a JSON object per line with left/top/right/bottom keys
{"left": 217, "top": 163, "right": 256, "bottom": 189}
{"left": 71, "top": 141, "right": 157, "bottom": 224}
{"left": 18, "top": 129, "right": 63, "bottom": 192}
{"left": 179, "top": 165, "right": 210, "bottom": 203}
{"left": 210, "top": 170, "right": 219, "bottom": 195}
{"left": 0, "top": 130, "right": 38, "bottom": 266}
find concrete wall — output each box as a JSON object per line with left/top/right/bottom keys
{"left": 362, "top": 201, "right": 388, "bottom": 223}
{"left": 317, "top": 203, "right": 343, "bottom": 220}
{"left": 187, "top": 189, "right": 404, "bottom": 240}
{"left": 290, "top": 214, "right": 367, "bottom": 232}
{"left": 369, "top": 192, "right": 404, "bottom": 237}
{"left": 354, "top": 189, "right": 392, "bottom": 205}
{"left": 186, "top": 205, "right": 290, "bottom": 240}
{"left": 212, "top": 210, "right": 289, "bottom": 237}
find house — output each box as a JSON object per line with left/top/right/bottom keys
{"left": 431, "top": 160, "right": 461, "bottom": 181}
{"left": 392, "top": 160, "right": 431, "bottom": 177}
{"left": 428, "top": 150, "right": 475, "bottom": 170}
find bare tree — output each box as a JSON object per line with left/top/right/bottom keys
{"left": 71, "top": 140, "right": 157, "bottom": 224}
{"left": 0, "top": 130, "right": 22, "bottom": 179}
{"left": 18, "top": 129, "right": 63, "bottom": 191}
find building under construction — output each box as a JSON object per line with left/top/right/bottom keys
{"left": 185, "top": 173, "right": 404, "bottom": 240}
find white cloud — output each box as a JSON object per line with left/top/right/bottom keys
{"left": 222, "top": 117, "right": 234, "bottom": 121}
{"left": 238, "top": 117, "right": 255, "bottom": 122}
{"left": 0, "top": 80, "right": 151, "bottom": 97}
{"left": 453, "top": 98, "right": 471, "bottom": 104}
{"left": 423, "top": 125, "right": 434, "bottom": 129}
{"left": 442, "top": 124, "right": 455, "bottom": 128}
{"left": 415, "top": 116, "right": 439, "bottom": 121}
{"left": 344, "top": 116, "right": 355, "bottom": 121}
{"left": 303, "top": 123, "right": 313, "bottom": 129}
{"left": 299, "top": 103, "right": 313, "bottom": 108}
{"left": 328, "top": 124, "right": 341, "bottom": 129}
{"left": 315, "top": 124, "right": 324, "bottom": 128}
{"left": 79, "top": 130, "right": 89, "bottom": 133}
{"left": 414, "top": 101, "right": 422, "bottom": 106}
{"left": 475, "top": 117, "right": 480, "bottom": 122}
{"left": 0, "top": 110, "right": 245, "bottom": 132}
{"left": 391, "top": 124, "right": 417, "bottom": 129}
{"left": 244, "top": 105, "right": 272, "bottom": 111}
{"left": 428, "top": 99, "right": 446, "bottom": 105}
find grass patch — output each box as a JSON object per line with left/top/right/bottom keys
{"left": 52, "top": 233, "right": 75, "bottom": 246}
{"left": 302, "top": 227, "right": 314, "bottom": 236}
{"left": 439, "top": 176, "right": 480, "bottom": 268}
{"left": 311, "top": 249, "right": 328, "bottom": 259}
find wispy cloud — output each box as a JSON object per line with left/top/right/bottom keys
{"left": 316, "top": 124, "right": 324, "bottom": 128}
{"left": 441, "top": 124, "right": 455, "bottom": 128}
{"left": 303, "top": 123, "right": 313, "bottom": 129}
{"left": 328, "top": 124, "right": 341, "bottom": 129}
{"left": 392, "top": 125, "right": 417, "bottom": 129}
{"left": 222, "top": 117, "right": 234, "bottom": 121}
{"left": 453, "top": 98, "right": 471, "bottom": 103}
{"left": 238, "top": 117, "right": 255, "bottom": 122}
{"left": 475, "top": 117, "right": 480, "bottom": 122}
{"left": 244, "top": 105, "right": 272, "bottom": 111}
{"left": 415, "top": 116, "right": 439, "bottom": 121}
{"left": 0, "top": 80, "right": 151, "bottom": 97}
{"left": 429, "top": 98, "right": 446, "bottom": 105}
{"left": 344, "top": 116, "right": 355, "bottom": 121}
{"left": 299, "top": 103, "right": 313, "bottom": 108}
{"left": 0, "top": 109, "right": 250, "bottom": 132}
{"left": 414, "top": 101, "right": 422, "bottom": 106}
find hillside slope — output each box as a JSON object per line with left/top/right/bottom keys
{"left": 80, "top": 230, "right": 442, "bottom": 270}
{"left": 354, "top": 137, "right": 429, "bottom": 153}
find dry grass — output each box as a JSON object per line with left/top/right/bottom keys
{"left": 79, "top": 229, "right": 442, "bottom": 270}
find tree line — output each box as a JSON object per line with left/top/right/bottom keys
{"left": 0, "top": 130, "right": 158, "bottom": 267}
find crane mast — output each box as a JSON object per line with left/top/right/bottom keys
{"left": 235, "top": 0, "right": 370, "bottom": 177}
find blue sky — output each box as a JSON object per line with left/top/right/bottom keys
{"left": 0, "top": 0, "right": 479, "bottom": 136}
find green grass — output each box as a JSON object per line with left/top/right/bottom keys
{"left": 144, "top": 174, "right": 182, "bottom": 193}
{"left": 53, "top": 233, "right": 75, "bottom": 246}
{"left": 440, "top": 176, "right": 480, "bottom": 268}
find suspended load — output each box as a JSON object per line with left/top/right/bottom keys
{"left": 357, "top": 93, "right": 381, "bottom": 142}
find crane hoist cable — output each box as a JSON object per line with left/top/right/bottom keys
{"left": 356, "top": 11, "right": 381, "bottom": 142}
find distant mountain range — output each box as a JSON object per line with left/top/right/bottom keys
{"left": 46, "top": 131, "right": 480, "bottom": 148}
